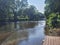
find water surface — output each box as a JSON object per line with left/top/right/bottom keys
{"left": 1, "top": 21, "right": 45, "bottom": 45}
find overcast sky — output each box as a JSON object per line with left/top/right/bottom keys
{"left": 28, "top": 0, "right": 45, "bottom": 13}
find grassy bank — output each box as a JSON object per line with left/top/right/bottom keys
{"left": 1, "top": 39, "right": 18, "bottom": 45}
{"left": 45, "top": 27, "right": 60, "bottom": 36}
{"left": 0, "top": 32, "right": 12, "bottom": 44}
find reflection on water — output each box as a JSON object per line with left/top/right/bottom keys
{"left": 1, "top": 21, "right": 46, "bottom": 45}
{"left": 16, "top": 21, "right": 38, "bottom": 30}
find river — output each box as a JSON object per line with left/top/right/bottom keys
{"left": 1, "top": 21, "right": 46, "bottom": 45}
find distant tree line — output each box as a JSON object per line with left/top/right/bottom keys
{"left": 0, "top": 0, "right": 45, "bottom": 22}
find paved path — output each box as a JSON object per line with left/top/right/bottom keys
{"left": 43, "top": 36, "right": 60, "bottom": 45}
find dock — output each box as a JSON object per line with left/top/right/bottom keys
{"left": 43, "top": 36, "right": 60, "bottom": 45}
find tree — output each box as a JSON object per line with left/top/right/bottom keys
{"left": 45, "top": 0, "right": 60, "bottom": 28}
{"left": 0, "top": 0, "right": 15, "bottom": 21}
{"left": 0, "top": 0, "right": 44, "bottom": 22}
{"left": 0, "top": 0, "right": 28, "bottom": 21}
{"left": 18, "top": 5, "right": 44, "bottom": 21}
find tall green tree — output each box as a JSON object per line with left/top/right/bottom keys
{"left": 0, "top": 0, "right": 15, "bottom": 21}
{"left": 0, "top": 0, "right": 28, "bottom": 21}
{"left": 45, "top": 0, "right": 60, "bottom": 28}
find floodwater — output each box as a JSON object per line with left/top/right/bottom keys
{"left": 0, "top": 21, "right": 46, "bottom": 45}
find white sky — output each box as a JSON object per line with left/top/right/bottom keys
{"left": 28, "top": 0, "right": 45, "bottom": 13}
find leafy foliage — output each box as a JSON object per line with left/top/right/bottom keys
{"left": 45, "top": 0, "right": 60, "bottom": 28}
{"left": 0, "top": 0, "right": 45, "bottom": 22}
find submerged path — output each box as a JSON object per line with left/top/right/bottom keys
{"left": 43, "top": 36, "right": 60, "bottom": 45}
